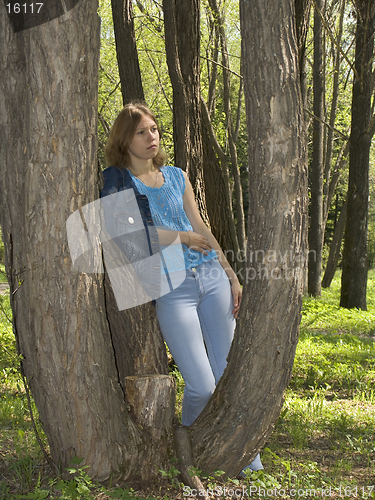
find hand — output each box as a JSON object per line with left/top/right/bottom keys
{"left": 186, "top": 231, "right": 212, "bottom": 255}
{"left": 230, "top": 277, "right": 242, "bottom": 318}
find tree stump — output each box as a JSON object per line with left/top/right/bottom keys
{"left": 124, "top": 374, "right": 176, "bottom": 440}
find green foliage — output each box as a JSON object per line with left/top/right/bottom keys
{"left": 0, "top": 292, "right": 19, "bottom": 383}
{"left": 49, "top": 456, "right": 95, "bottom": 499}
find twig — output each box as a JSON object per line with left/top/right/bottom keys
{"left": 304, "top": 107, "right": 350, "bottom": 139}
{"left": 312, "top": 0, "right": 358, "bottom": 80}
{"left": 20, "top": 370, "right": 60, "bottom": 476}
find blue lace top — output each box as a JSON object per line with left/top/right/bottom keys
{"left": 128, "top": 165, "right": 217, "bottom": 271}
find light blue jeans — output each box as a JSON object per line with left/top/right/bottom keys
{"left": 155, "top": 258, "right": 263, "bottom": 472}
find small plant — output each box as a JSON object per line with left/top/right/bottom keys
{"left": 50, "top": 456, "right": 96, "bottom": 499}
{"left": 108, "top": 487, "right": 155, "bottom": 500}
{"left": 159, "top": 465, "right": 181, "bottom": 488}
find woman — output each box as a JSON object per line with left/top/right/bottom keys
{"left": 102, "top": 102, "right": 262, "bottom": 475}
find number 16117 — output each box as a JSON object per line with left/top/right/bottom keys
{"left": 6, "top": 3, "right": 44, "bottom": 14}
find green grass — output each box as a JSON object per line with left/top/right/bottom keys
{"left": 261, "top": 271, "right": 375, "bottom": 496}
{"left": 1, "top": 272, "right": 375, "bottom": 498}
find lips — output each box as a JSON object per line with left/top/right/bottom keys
{"left": 148, "top": 145, "right": 157, "bottom": 149}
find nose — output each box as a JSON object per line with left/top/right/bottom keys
{"left": 148, "top": 128, "right": 157, "bottom": 140}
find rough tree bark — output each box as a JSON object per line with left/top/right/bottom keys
{"left": 111, "top": 0, "right": 145, "bottom": 104}
{"left": 340, "top": 0, "right": 375, "bottom": 310}
{"left": 189, "top": 0, "right": 307, "bottom": 476}
{"left": 308, "top": 0, "right": 324, "bottom": 296}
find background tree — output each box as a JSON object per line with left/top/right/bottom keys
{"left": 308, "top": 0, "right": 325, "bottom": 296}
{"left": 111, "top": 0, "right": 145, "bottom": 104}
{"left": 295, "top": 0, "right": 313, "bottom": 104}
{"left": 340, "top": 0, "right": 375, "bottom": 310}
{"left": 163, "top": 0, "right": 207, "bottom": 219}
{"left": 199, "top": 0, "right": 246, "bottom": 276}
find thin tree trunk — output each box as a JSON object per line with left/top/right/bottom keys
{"left": 322, "top": 198, "right": 347, "bottom": 288}
{"left": 340, "top": 0, "right": 375, "bottom": 310}
{"left": 323, "top": 0, "right": 346, "bottom": 224}
{"left": 295, "top": 0, "right": 313, "bottom": 104}
{"left": 111, "top": 0, "right": 145, "bottom": 104}
{"left": 308, "top": 0, "right": 324, "bottom": 296}
{"left": 163, "top": 0, "right": 208, "bottom": 221}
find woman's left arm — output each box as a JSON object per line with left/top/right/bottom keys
{"left": 182, "top": 171, "right": 242, "bottom": 318}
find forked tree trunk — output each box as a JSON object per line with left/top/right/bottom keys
{"left": 189, "top": 0, "right": 307, "bottom": 476}
{"left": 0, "top": 0, "right": 306, "bottom": 484}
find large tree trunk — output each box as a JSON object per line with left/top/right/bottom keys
{"left": 340, "top": 0, "right": 375, "bottom": 310}
{"left": 0, "top": 1, "right": 172, "bottom": 483}
{"left": 189, "top": 0, "right": 307, "bottom": 476}
{"left": 111, "top": 0, "right": 145, "bottom": 104}
{"left": 308, "top": 0, "right": 324, "bottom": 296}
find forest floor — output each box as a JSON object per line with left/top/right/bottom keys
{"left": 0, "top": 269, "right": 374, "bottom": 499}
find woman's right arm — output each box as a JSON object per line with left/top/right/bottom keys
{"left": 156, "top": 228, "right": 212, "bottom": 255}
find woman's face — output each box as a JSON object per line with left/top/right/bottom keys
{"left": 128, "top": 114, "right": 160, "bottom": 164}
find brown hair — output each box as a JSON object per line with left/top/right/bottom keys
{"left": 104, "top": 102, "right": 167, "bottom": 168}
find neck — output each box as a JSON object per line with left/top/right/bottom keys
{"left": 127, "top": 158, "right": 156, "bottom": 177}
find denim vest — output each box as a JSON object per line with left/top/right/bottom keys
{"left": 100, "top": 166, "right": 162, "bottom": 299}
